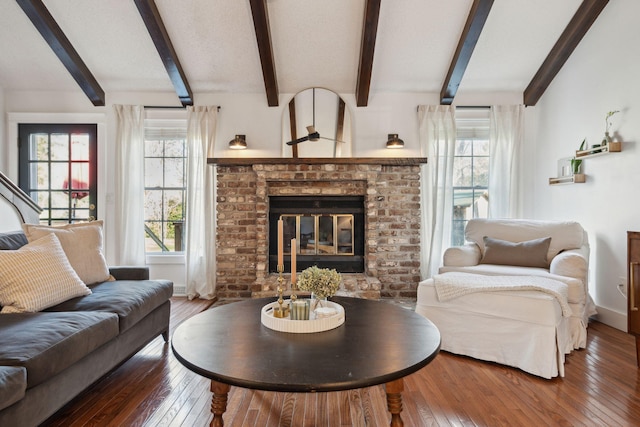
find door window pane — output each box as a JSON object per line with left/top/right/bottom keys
{"left": 71, "top": 134, "right": 90, "bottom": 161}
{"left": 50, "top": 134, "right": 69, "bottom": 161}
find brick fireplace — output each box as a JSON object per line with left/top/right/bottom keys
{"left": 211, "top": 158, "right": 427, "bottom": 300}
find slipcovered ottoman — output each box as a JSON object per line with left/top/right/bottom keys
{"left": 415, "top": 272, "right": 571, "bottom": 379}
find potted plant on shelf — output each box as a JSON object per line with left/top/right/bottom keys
{"left": 571, "top": 139, "right": 586, "bottom": 174}
{"left": 602, "top": 110, "right": 620, "bottom": 146}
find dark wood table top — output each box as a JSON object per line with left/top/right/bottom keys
{"left": 171, "top": 296, "right": 440, "bottom": 393}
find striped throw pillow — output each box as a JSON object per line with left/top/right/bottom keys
{"left": 0, "top": 233, "right": 91, "bottom": 313}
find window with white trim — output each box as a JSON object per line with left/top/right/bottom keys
{"left": 451, "top": 108, "right": 490, "bottom": 246}
{"left": 144, "top": 121, "right": 187, "bottom": 253}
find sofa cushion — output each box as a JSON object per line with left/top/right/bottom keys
{"left": 0, "top": 366, "right": 26, "bottom": 411}
{"left": 0, "top": 231, "right": 28, "bottom": 250}
{"left": 108, "top": 266, "right": 150, "bottom": 281}
{"left": 0, "top": 234, "right": 91, "bottom": 313}
{"left": 22, "top": 220, "right": 111, "bottom": 285}
{"left": 465, "top": 218, "right": 585, "bottom": 261}
{"left": 481, "top": 236, "right": 552, "bottom": 268}
{"left": 0, "top": 311, "right": 119, "bottom": 388}
{"left": 45, "top": 279, "right": 173, "bottom": 333}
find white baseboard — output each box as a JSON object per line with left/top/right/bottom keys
{"left": 172, "top": 285, "right": 187, "bottom": 296}
{"left": 594, "top": 305, "right": 627, "bottom": 332}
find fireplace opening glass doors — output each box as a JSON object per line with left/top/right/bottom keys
{"left": 269, "top": 196, "right": 364, "bottom": 273}
{"left": 282, "top": 214, "right": 354, "bottom": 256}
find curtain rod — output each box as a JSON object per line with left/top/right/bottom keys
{"left": 416, "top": 105, "right": 490, "bottom": 112}
{"left": 144, "top": 105, "right": 185, "bottom": 109}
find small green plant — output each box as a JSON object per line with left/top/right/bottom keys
{"left": 570, "top": 138, "right": 586, "bottom": 175}
{"left": 605, "top": 110, "right": 620, "bottom": 133}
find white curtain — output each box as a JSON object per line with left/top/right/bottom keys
{"left": 418, "top": 105, "right": 457, "bottom": 279}
{"left": 114, "top": 105, "right": 146, "bottom": 265}
{"left": 489, "top": 105, "right": 524, "bottom": 218}
{"left": 185, "top": 106, "right": 218, "bottom": 299}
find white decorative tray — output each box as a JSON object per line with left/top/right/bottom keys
{"left": 261, "top": 300, "right": 345, "bottom": 333}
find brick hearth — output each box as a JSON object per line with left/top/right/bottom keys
{"left": 212, "top": 158, "right": 426, "bottom": 300}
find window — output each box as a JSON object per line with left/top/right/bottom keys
{"left": 451, "top": 109, "right": 490, "bottom": 246}
{"left": 18, "top": 124, "right": 97, "bottom": 224}
{"left": 144, "top": 123, "right": 187, "bottom": 253}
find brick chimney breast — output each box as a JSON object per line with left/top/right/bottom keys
{"left": 213, "top": 159, "right": 424, "bottom": 300}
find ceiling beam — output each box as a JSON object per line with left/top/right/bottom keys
{"left": 134, "top": 0, "right": 193, "bottom": 106}
{"left": 334, "top": 98, "right": 346, "bottom": 157}
{"left": 16, "top": 0, "right": 105, "bottom": 106}
{"left": 249, "top": 0, "right": 279, "bottom": 107}
{"left": 336, "top": 98, "right": 346, "bottom": 144}
{"left": 524, "top": 0, "right": 609, "bottom": 106}
{"left": 355, "top": 0, "right": 381, "bottom": 107}
{"left": 288, "top": 98, "right": 298, "bottom": 158}
{"left": 440, "top": 0, "right": 494, "bottom": 105}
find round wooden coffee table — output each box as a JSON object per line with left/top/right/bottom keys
{"left": 172, "top": 296, "right": 440, "bottom": 426}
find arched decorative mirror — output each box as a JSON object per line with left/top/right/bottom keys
{"left": 282, "top": 87, "right": 352, "bottom": 158}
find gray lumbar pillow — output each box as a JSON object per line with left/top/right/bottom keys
{"left": 480, "top": 236, "right": 552, "bottom": 268}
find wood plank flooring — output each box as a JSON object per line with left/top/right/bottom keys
{"left": 42, "top": 297, "right": 640, "bottom": 426}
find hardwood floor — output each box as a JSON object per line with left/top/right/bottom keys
{"left": 42, "top": 297, "right": 640, "bottom": 427}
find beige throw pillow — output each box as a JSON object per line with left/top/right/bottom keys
{"left": 0, "top": 234, "right": 91, "bottom": 313}
{"left": 480, "top": 236, "right": 552, "bottom": 269}
{"left": 22, "top": 220, "right": 111, "bottom": 285}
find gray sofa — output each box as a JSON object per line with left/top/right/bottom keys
{"left": 0, "top": 231, "right": 173, "bottom": 426}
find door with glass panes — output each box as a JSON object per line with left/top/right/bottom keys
{"left": 18, "top": 124, "right": 97, "bottom": 224}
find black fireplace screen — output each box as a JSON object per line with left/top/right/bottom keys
{"left": 269, "top": 196, "right": 364, "bottom": 273}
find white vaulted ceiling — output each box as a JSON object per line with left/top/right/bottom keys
{"left": 0, "top": 0, "right": 600, "bottom": 106}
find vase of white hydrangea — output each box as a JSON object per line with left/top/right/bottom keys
{"left": 296, "top": 266, "right": 341, "bottom": 311}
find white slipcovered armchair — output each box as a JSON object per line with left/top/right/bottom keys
{"left": 416, "top": 218, "right": 597, "bottom": 378}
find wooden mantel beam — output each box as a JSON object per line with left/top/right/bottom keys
{"left": 524, "top": 0, "right": 609, "bottom": 107}
{"left": 16, "top": 0, "right": 106, "bottom": 106}
{"left": 208, "top": 157, "right": 428, "bottom": 166}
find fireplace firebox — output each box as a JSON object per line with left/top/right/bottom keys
{"left": 269, "top": 196, "right": 365, "bottom": 273}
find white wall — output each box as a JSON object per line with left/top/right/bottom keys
{"left": 0, "top": 86, "right": 6, "bottom": 173}
{"left": 1, "top": 79, "right": 521, "bottom": 294}
{"left": 529, "top": 0, "right": 640, "bottom": 330}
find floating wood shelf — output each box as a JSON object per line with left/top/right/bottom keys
{"left": 549, "top": 174, "right": 586, "bottom": 185}
{"left": 575, "top": 141, "right": 621, "bottom": 159}
{"left": 549, "top": 141, "right": 623, "bottom": 185}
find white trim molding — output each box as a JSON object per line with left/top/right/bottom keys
{"left": 594, "top": 305, "right": 627, "bottom": 332}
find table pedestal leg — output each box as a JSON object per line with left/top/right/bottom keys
{"left": 385, "top": 378, "right": 404, "bottom": 427}
{"left": 210, "top": 380, "right": 230, "bottom": 427}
